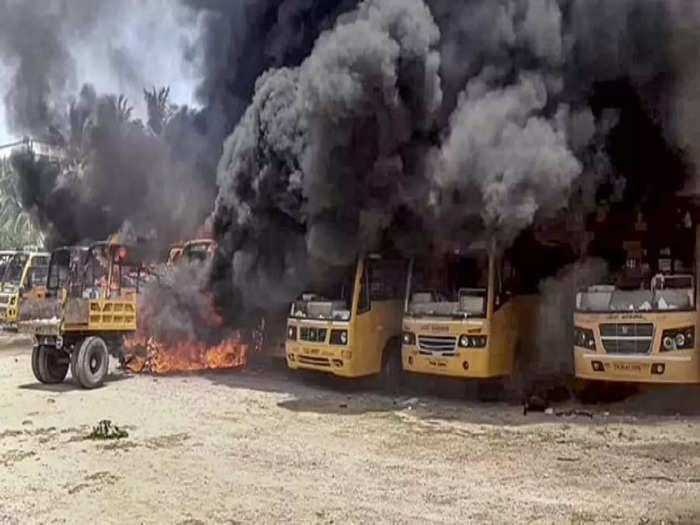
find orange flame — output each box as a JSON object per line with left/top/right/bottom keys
{"left": 125, "top": 333, "right": 247, "bottom": 374}
{"left": 123, "top": 287, "right": 250, "bottom": 374}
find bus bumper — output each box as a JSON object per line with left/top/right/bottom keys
{"left": 285, "top": 342, "right": 364, "bottom": 378}
{"left": 574, "top": 348, "right": 700, "bottom": 384}
{"left": 402, "top": 347, "right": 505, "bottom": 379}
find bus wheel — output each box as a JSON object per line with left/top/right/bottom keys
{"left": 33, "top": 345, "right": 69, "bottom": 384}
{"left": 74, "top": 336, "right": 109, "bottom": 389}
{"left": 381, "top": 347, "right": 403, "bottom": 395}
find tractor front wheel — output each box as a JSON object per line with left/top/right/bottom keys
{"left": 73, "top": 336, "right": 109, "bottom": 389}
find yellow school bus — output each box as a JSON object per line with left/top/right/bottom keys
{"left": 285, "top": 255, "right": 407, "bottom": 389}
{"left": 401, "top": 246, "right": 538, "bottom": 387}
{"left": 574, "top": 202, "right": 700, "bottom": 384}
{"left": 0, "top": 250, "right": 50, "bottom": 329}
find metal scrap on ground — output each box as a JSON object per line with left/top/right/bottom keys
{"left": 85, "top": 420, "right": 129, "bottom": 440}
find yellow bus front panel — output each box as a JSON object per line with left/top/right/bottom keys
{"left": 574, "top": 311, "right": 700, "bottom": 384}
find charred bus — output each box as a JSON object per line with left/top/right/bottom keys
{"left": 574, "top": 201, "right": 700, "bottom": 384}
{"left": 181, "top": 238, "right": 215, "bottom": 263}
{"left": 0, "top": 250, "right": 49, "bottom": 329}
{"left": 401, "top": 244, "right": 538, "bottom": 388}
{"left": 286, "top": 255, "right": 407, "bottom": 388}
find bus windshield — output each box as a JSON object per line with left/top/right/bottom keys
{"left": 291, "top": 268, "right": 355, "bottom": 321}
{"left": 3, "top": 254, "right": 29, "bottom": 289}
{"left": 576, "top": 206, "right": 696, "bottom": 312}
{"left": 29, "top": 266, "right": 49, "bottom": 288}
{"left": 407, "top": 255, "right": 489, "bottom": 317}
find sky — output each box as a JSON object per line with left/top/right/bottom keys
{"left": 0, "top": 0, "right": 203, "bottom": 149}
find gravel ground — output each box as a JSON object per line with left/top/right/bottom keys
{"left": 0, "top": 336, "right": 699, "bottom": 524}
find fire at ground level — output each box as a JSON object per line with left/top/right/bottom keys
{"left": 1, "top": 335, "right": 699, "bottom": 524}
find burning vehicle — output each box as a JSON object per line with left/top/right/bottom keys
{"left": 23, "top": 241, "right": 150, "bottom": 388}
{"left": 123, "top": 236, "right": 248, "bottom": 375}
{"left": 574, "top": 199, "right": 700, "bottom": 385}
{"left": 179, "top": 238, "right": 215, "bottom": 263}
{"left": 401, "top": 245, "right": 537, "bottom": 385}
{"left": 167, "top": 243, "right": 184, "bottom": 265}
{"left": 286, "top": 254, "right": 407, "bottom": 390}
{"left": 0, "top": 248, "right": 50, "bottom": 330}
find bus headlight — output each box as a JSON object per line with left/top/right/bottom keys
{"left": 573, "top": 326, "right": 596, "bottom": 350}
{"left": 402, "top": 332, "right": 416, "bottom": 345}
{"left": 459, "top": 335, "right": 487, "bottom": 348}
{"left": 287, "top": 325, "right": 297, "bottom": 341}
{"left": 660, "top": 327, "right": 694, "bottom": 351}
{"left": 330, "top": 329, "right": 348, "bottom": 345}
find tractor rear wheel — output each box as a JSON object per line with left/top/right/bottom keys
{"left": 33, "top": 345, "right": 69, "bottom": 384}
{"left": 74, "top": 336, "right": 109, "bottom": 389}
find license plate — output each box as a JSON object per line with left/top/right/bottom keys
{"left": 611, "top": 362, "right": 644, "bottom": 373}
{"left": 428, "top": 358, "right": 448, "bottom": 368}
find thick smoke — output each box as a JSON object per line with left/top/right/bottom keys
{"left": 532, "top": 258, "right": 608, "bottom": 379}
{"left": 211, "top": 0, "right": 696, "bottom": 317}
{"left": 10, "top": 85, "right": 214, "bottom": 248}
{"left": 212, "top": 0, "right": 443, "bottom": 315}
{"left": 428, "top": 72, "right": 582, "bottom": 246}
{"left": 0, "top": 1, "right": 213, "bottom": 248}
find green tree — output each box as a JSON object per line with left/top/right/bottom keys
{"left": 0, "top": 157, "right": 43, "bottom": 248}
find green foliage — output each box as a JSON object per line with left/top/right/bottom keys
{"left": 0, "top": 157, "right": 43, "bottom": 249}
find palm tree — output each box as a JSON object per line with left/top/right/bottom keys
{"left": 0, "top": 158, "right": 43, "bottom": 247}
{"left": 144, "top": 86, "right": 173, "bottom": 135}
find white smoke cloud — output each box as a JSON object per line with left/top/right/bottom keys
{"left": 429, "top": 72, "right": 582, "bottom": 245}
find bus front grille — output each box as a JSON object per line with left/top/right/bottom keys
{"left": 418, "top": 335, "right": 456, "bottom": 354}
{"left": 298, "top": 355, "right": 331, "bottom": 367}
{"left": 599, "top": 323, "right": 654, "bottom": 354}
{"left": 299, "top": 327, "right": 327, "bottom": 343}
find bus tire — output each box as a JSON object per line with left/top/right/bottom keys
{"left": 33, "top": 345, "right": 69, "bottom": 384}
{"left": 74, "top": 336, "right": 109, "bottom": 389}
{"left": 381, "top": 344, "right": 403, "bottom": 395}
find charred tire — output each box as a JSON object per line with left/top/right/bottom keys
{"left": 74, "top": 336, "right": 109, "bottom": 389}
{"left": 381, "top": 344, "right": 403, "bottom": 395}
{"left": 32, "top": 345, "right": 69, "bottom": 384}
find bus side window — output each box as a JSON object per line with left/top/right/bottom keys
{"left": 368, "top": 259, "right": 407, "bottom": 301}
{"left": 357, "top": 265, "right": 370, "bottom": 314}
{"left": 494, "top": 259, "right": 514, "bottom": 309}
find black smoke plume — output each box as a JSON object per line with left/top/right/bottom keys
{"left": 209, "top": 0, "right": 699, "bottom": 321}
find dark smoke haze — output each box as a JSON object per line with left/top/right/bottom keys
{"left": 209, "top": 0, "right": 699, "bottom": 320}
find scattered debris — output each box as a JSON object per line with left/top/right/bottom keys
{"left": 85, "top": 420, "right": 129, "bottom": 440}
{"left": 556, "top": 409, "right": 594, "bottom": 418}
{"left": 523, "top": 395, "right": 549, "bottom": 415}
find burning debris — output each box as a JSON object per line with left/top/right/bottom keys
{"left": 122, "top": 256, "right": 250, "bottom": 375}
{"left": 124, "top": 334, "right": 247, "bottom": 375}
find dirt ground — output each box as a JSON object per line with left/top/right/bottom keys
{"left": 1, "top": 336, "right": 699, "bottom": 524}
